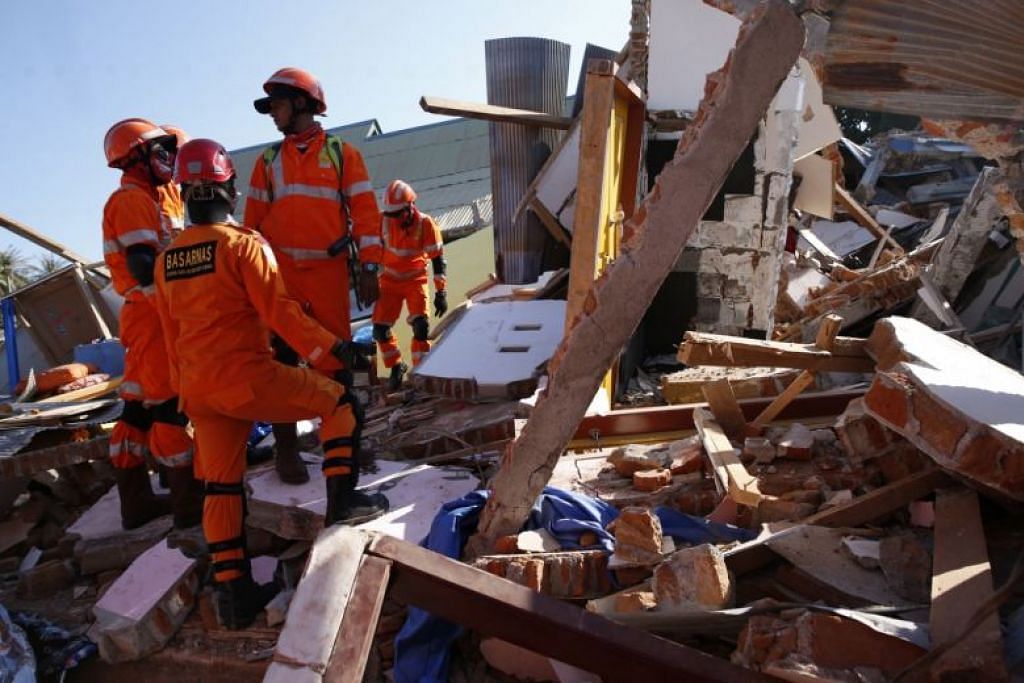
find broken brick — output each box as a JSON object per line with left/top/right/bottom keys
{"left": 608, "top": 444, "right": 669, "bottom": 477}
{"left": 614, "top": 590, "right": 657, "bottom": 613}
{"left": 653, "top": 544, "right": 733, "bottom": 610}
{"left": 633, "top": 468, "right": 673, "bottom": 492}
{"left": 776, "top": 423, "right": 813, "bottom": 460}
{"left": 608, "top": 507, "right": 663, "bottom": 565}
{"left": 473, "top": 550, "right": 610, "bottom": 599}
{"left": 835, "top": 397, "right": 897, "bottom": 463}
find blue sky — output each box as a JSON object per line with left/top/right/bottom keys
{"left": 0, "top": 0, "right": 629, "bottom": 265}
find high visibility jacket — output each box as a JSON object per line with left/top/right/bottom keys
{"left": 153, "top": 221, "right": 338, "bottom": 404}
{"left": 244, "top": 131, "right": 382, "bottom": 271}
{"left": 380, "top": 212, "right": 444, "bottom": 288}
{"left": 102, "top": 177, "right": 185, "bottom": 300}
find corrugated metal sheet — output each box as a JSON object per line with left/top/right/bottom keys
{"left": 485, "top": 37, "right": 571, "bottom": 284}
{"left": 823, "top": 0, "right": 1024, "bottom": 121}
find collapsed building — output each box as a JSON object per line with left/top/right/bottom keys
{"left": 1, "top": 0, "right": 1024, "bottom": 681}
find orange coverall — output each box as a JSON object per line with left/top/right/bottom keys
{"left": 154, "top": 221, "right": 358, "bottom": 583}
{"left": 101, "top": 178, "right": 192, "bottom": 470}
{"left": 244, "top": 130, "right": 382, "bottom": 347}
{"left": 373, "top": 211, "right": 445, "bottom": 367}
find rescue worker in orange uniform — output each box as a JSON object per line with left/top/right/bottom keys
{"left": 155, "top": 139, "right": 389, "bottom": 629}
{"left": 101, "top": 118, "right": 203, "bottom": 531}
{"left": 373, "top": 180, "right": 448, "bottom": 390}
{"left": 245, "top": 67, "right": 383, "bottom": 486}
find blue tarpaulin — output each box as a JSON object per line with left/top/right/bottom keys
{"left": 393, "top": 486, "right": 754, "bottom": 683}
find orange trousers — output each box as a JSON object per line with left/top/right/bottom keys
{"left": 110, "top": 298, "right": 193, "bottom": 470}
{"left": 184, "top": 361, "right": 356, "bottom": 582}
{"left": 371, "top": 278, "right": 430, "bottom": 367}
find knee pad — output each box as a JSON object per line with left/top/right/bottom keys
{"left": 372, "top": 323, "right": 393, "bottom": 343}
{"left": 120, "top": 400, "right": 154, "bottom": 430}
{"left": 151, "top": 397, "right": 189, "bottom": 426}
{"left": 411, "top": 316, "right": 429, "bottom": 341}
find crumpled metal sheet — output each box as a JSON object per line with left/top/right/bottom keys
{"left": 0, "top": 401, "right": 121, "bottom": 459}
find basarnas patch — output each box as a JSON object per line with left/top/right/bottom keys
{"left": 164, "top": 241, "right": 217, "bottom": 281}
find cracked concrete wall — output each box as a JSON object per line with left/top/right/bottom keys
{"left": 673, "top": 62, "right": 804, "bottom": 336}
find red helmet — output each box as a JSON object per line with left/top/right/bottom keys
{"left": 383, "top": 179, "right": 417, "bottom": 214}
{"left": 160, "top": 124, "right": 190, "bottom": 149}
{"left": 104, "top": 118, "right": 170, "bottom": 168}
{"left": 174, "top": 138, "right": 236, "bottom": 200}
{"left": 254, "top": 67, "right": 327, "bottom": 115}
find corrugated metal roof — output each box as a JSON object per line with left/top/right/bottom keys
{"left": 230, "top": 116, "right": 492, "bottom": 238}
{"left": 823, "top": 0, "right": 1024, "bottom": 121}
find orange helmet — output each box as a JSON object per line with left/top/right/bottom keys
{"left": 254, "top": 67, "right": 327, "bottom": 115}
{"left": 161, "top": 124, "right": 190, "bottom": 149}
{"left": 104, "top": 118, "right": 170, "bottom": 168}
{"left": 383, "top": 180, "right": 417, "bottom": 214}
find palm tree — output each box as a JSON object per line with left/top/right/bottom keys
{"left": 29, "top": 254, "right": 67, "bottom": 281}
{"left": 0, "top": 247, "right": 31, "bottom": 296}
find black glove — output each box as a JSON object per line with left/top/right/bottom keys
{"left": 433, "top": 290, "right": 448, "bottom": 318}
{"left": 331, "top": 339, "right": 374, "bottom": 369}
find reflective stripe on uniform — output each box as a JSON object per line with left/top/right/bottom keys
{"left": 424, "top": 243, "right": 442, "bottom": 256}
{"left": 358, "top": 236, "right": 382, "bottom": 248}
{"left": 103, "top": 240, "right": 121, "bottom": 255}
{"left": 343, "top": 180, "right": 373, "bottom": 197}
{"left": 120, "top": 380, "right": 144, "bottom": 397}
{"left": 276, "top": 183, "right": 341, "bottom": 201}
{"left": 383, "top": 266, "right": 427, "bottom": 281}
{"left": 154, "top": 447, "right": 193, "bottom": 468}
{"left": 280, "top": 247, "right": 332, "bottom": 261}
{"left": 380, "top": 347, "right": 401, "bottom": 360}
{"left": 247, "top": 186, "right": 271, "bottom": 203}
{"left": 109, "top": 440, "right": 149, "bottom": 459}
{"left": 124, "top": 284, "right": 157, "bottom": 299}
{"left": 119, "top": 228, "right": 160, "bottom": 247}
{"left": 386, "top": 246, "right": 422, "bottom": 258}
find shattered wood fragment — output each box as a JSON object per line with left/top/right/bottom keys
{"left": 931, "top": 488, "right": 1008, "bottom": 682}
{"left": 694, "top": 408, "right": 765, "bottom": 507}
{"left": 813, "top": 313, "right": 843, "bottom": 351}
{"left": 833, "top": 181, "right": 902, "bottom": 250}
{"left": 467, "top": 0, "right": 805, "bottom": 557}
{"left": 323, "top": 555, "right": 391, "bottom": 683}
{"left": 680, "top": 331, "right": 873, "bottom": 373}
{"left": 702, "top": 378, "right": 748, "bottom": 440}
{"left": 750, "top": 370, "right": 816, "bottom": 429}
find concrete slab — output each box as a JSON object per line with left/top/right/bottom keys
{"left": 247, "top": 458, "right": 479, "bottom": 542}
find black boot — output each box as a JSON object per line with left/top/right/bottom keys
{"left": 215, "top": 572, "right": 280, "bottom": 630}
{"left": 325, "top": 473, "right": 389, "bottom": 526}
{"left": 165, "top": 465, "right": 204, "bottom": 529}
{"left": 115, "top": 465, "right": 172, "bottom": 530}
{"left": 387, "top": 362, "right": 408, "bottom": 392}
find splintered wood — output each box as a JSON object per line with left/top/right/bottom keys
{"left": 679, "top": 332, "right": 873, "bottom": 373}
{"left": 467, "top": 1, "right": 806, "bottom": 556}
{"left": 694, "top": 408, "right": 765, "bottom": 507}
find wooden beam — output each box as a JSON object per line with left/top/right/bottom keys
{"left": 419, "top": 95, "right": 573, "bottom": 130}
{"left": 466, "top": 0, "right": 805, "bottom": 558}
{"left": 367, "top": 534, "right": 766, "bottom": 682}
{"left": 565, "top": 58, "right": 620, "bottom": 328}
{"left": 323, "top": 555, "right": 391, "bottom": 683}
{"left": 701, "top": 378, "right": 748, "bottom": 440}
{"left": 814, "top": 314, "right": 843, "bottom": 351}
{"left": 694, "top": 407, "right": 765, "bottom": 507}
{"left": 266, "top": 527, "right": 368, "bottom": 682}
{"left": 725, "top": 468, "right": 949, "bottom": 577}
{"left": 750, "top": 370, "right": 816, "bottom": 429}
{"left": 679, "top": 332, "right": 874, "bottom": 373}
{"left": 0, "top": 211, "right": 108, "bottom": 277}
{"left": 833, "top": 182, "right": 902, "bottom": 251}
{"left": 930, "top": 487, "right": 1008, "bottom": 681}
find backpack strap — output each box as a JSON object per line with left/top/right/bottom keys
{"left": 261, "top": 142, "right": 283, "bottom": 203}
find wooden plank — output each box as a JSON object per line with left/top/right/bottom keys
{"left": 323, "top": 555, "right": 392, "bottom": 683}
{"left": 37, "top": 376, "right": 123, "bottom": 403}
{"left": 725, "top": 468, "right": 949, "bottom": 577}
{"left": 565, "top": 59, "right": 617, "bottom": 329}
{"left": 466, "top": 1, "right": 806, "bottom": 557}
{"left": 0, "top": 211, "right": 108, "bottom": 277}
{"left": 701, "top": 378, "right": 748, "bottom": 440}
{"left": 368, "top": 534, "right": 766, "bottom": 682}
{"left": 680, "top": 331, "right": 874, "bottom": 373}
{"left": 694, "top": 407, "right": 765, "bottom": 507}
{"left": 833, "top": 182, "right": 902, "bottom": 250}
{"left": 750, "top": 370, "right": 816, "bottom": 429}
{"left": 930, "top": 487, "right": 1008, "bottom": 681}
{"left": 0, "top": 435, "right": 110, "bottom": 479}
{"left": 814, "top": 314, "right": 843, "bottom": 351}
{"left": 266, "top": 527, "right": 369, "bottom": 681}
{"left": 419, "top": 95, "right": 573, "bottom": 130}
{"left": 797, "top": 224, "right": 840, "bottom": 262}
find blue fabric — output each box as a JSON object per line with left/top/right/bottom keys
{"left": 393, "top": 486, "right": 754, "bottom": 683}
